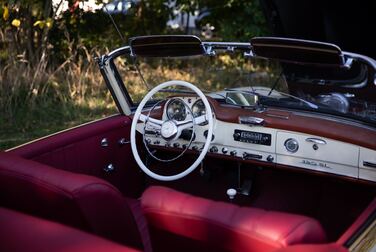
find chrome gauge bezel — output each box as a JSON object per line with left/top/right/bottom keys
{"left": 284, "top": 138, "right": 299, "bottom": 153}
{"left": 166, "top": 98, "right": 187, "bottom": 121}
{"left": 192, "top": 99, "right": 208, "bottom": 125}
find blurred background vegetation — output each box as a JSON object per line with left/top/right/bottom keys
{"left": 0, "top": 0, "right": 269, "bottom": 149}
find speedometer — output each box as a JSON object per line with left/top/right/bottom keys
{"left": 192, "top": 99, "right": 206, "bottom": 118}
{"left": 166, "top": 99, "right": 187, "bottom": 121}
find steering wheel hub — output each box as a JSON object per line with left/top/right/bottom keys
{"left": 160, "top": 120, "right": 178, "bottom": 140}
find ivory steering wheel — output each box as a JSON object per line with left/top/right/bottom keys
{"left": 130, "top": 80, "right": 214, "bottom": 181}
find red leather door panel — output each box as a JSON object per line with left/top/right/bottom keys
{"left": 8, "top": 115, "right": 144, "bottom": 197}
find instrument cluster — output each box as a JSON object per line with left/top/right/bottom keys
{"left": 165, "top": 97, "right": 207, "bottom": 122}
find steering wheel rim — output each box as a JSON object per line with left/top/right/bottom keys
{"left": 130, "top": 80, "right": 214, "bottom": 181}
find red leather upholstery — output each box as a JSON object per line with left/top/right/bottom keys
{"left": 141, "top": 186, "right": 327, "bottom": 252}
{"left": 272, "top": 244, "right": 347, "bottom": 252}
{"left": 0, "top": 207, "right": 140, "bottom": 252}
{"left": 0, "top": 151, "right": 147, "bottom": 250}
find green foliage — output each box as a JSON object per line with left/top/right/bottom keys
{"left": 0, "top": 0, "right": 270, "bottom": 149}
{"left": 196, "top": 0, "right": 269, "bottom": 41}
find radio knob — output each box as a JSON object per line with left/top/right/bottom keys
{"left": 173, "top": 143, "right": 180, "bottom": 148}
{"left": 182, "top": 144, "right": 188, "bottom": 149}
{"left": 192, "top": 145, "right": 199, "bottom": 151}
{"left": 230, "top": 150, "right": 237, "bottom": 156}
{"left": 233, "top": 132, "right": 241, "bottom": 140}
{"left": 267, "top": 155, "right": 274, "bottom": 162}
{"left": 210, "top": 146, "right": 218, "bottom": 153}
{"left": 222, "top": 147, "right": 228, "bottom": 154}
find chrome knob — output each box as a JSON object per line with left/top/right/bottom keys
{"left": 192, "top": 146, "right": 199, "bottom": 151}
{"left": 118, "top": 138, "right": 130, "bottom": 146}
{"left": 101, "top": 138, "right": 109, "bottom": 147}
{"left": 173, "top": 143, "right": 180, "bottom": 148}
{"left": 226, "top": 188, "right": 237, "bottom": 200}
{"left": 267, "top": 155, "right": 274, "bottom": 162}
{"left": 210, "top": 146, "right": 218, "bottom": 153}
{"left": 104, "top": 164, "right": 115, "bottom": 173}
{"left": 230, "top": 150, "right": 237, "bottom": 156}
{"left": 222, "top": 147, "right": 228, "bottom": 154}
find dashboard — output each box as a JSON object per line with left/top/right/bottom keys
{"left": 138, "top": 96, "right": 376, "bottom": 183}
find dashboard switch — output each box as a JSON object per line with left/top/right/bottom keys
{"left": 230, "top": 150, "right": 237, "bottom": 156}
{"left": 210, "top": 146, "right": 218, "bottom": 153}
{"left": 267, "top": 155, "right": 274, "bottom": 162}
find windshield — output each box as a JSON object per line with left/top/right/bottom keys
{"left": 116, "top": 50, "right": 376, "bottom": 125}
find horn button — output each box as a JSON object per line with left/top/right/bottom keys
{"left": 161, "top": 120, "right": 178, "bottom": 140}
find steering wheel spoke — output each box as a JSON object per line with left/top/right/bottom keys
{"left": 176, "top": 115, "right": 207, "bottom": 131}
{"left": 139, "top": 114, "right": 163, "bottom": 129}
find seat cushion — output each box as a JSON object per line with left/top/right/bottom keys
{"left": 0, "top": 151, "right": 145, "bottom": 250}
{"left": 0, "top": 207, "right": 140, "bottom": 252}
{"left": 141, "top": 186, "right": 327, "bottom": 252}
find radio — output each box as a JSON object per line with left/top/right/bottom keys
{"left": 233, "top": 129, "right": 271, "bottom": 146}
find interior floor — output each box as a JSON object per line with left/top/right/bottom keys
{"left": 144, "top": 154, "right": 376, "bottom": 242}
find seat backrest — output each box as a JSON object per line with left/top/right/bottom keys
{"left": 141, "top": 186, "right": 327, "bottom": 252}
{"left": 0, "top": 152, "right": 143, "bottom": 250}
{"left": 0, "top": 207, "right": 140, "bottom": 252}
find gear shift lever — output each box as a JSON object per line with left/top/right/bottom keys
{"left": 226, "top": 188, "right": 237, "bottom": 200}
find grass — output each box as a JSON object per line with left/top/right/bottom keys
{"left": 0, "top": 44, "right": 117, "bottom": 150}
{"left": 0, "top": 98, "right": 117, "bottom": 150}
{"left": 1, "top": 49, "right": 278, "bottom": 150}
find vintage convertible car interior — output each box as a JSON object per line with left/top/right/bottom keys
{"left": 1, "top": 35, "right": 375, "bottom": 252}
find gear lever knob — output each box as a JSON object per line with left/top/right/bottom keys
{"left": 226, "top": 188, "right": 237, "bottom": 200}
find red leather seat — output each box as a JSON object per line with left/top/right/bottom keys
{"left": 0, "top": 207, "right": 140, "bottom": 252}
{"left": 0, "top": 152, "right": 150, "bottom": 251}
{"left": 141, "top": 186, "right": 327, "bottom": 252}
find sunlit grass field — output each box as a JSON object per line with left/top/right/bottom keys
{"left": 0, "top": 47, "right": 117, "bottom": 150}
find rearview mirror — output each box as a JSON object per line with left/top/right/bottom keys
{"left": 225, "top": 91, "right": 259, "bottom": 107}
{"left": 250, "top": 37, "right": 351, "bottom": 68}
{"left": 129, "top": 35, "right": 205, "bottom": 57}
